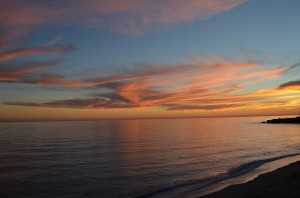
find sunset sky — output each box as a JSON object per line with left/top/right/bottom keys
{"left": 1, "top": 0, "right": 300, "bottom": 121}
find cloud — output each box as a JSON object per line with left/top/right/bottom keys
{"left": 4, "top": 99, "right": 242, "bottom": 111}
{"left": 5, "top": 58, "right": 300, "bottom": 111}
{"left": 0, "top": 0, "right": 247, "bottom": 41}
{"left": 0, "top": 61, "right": 62, "bottom": 82}
{"left": 0, "top": 0, "right": 248, "bottom": 97}
{"left": 93, "top": 92, "right": 131, "bottom": 103}
{"left": 86, "top": 0, "right": 248, "bottom": 35}
{"left": 3, "top": 98, "right": 138, "bottom": 109}
{"left": 90, "top": 60, "right": 286, "bottom": 107}
{"left": 0, "top": 44, "right": 75, "bottom": 63}
{"left": 31, "top": 58, "right": 286, "bottom": 90}
{"left": 0, "top": 41, "right": 75, "bottom": 85}
{"left": 283, "top": 62, "right": 300, "bottom": 73}
{"left": 167, "top": 104, "right": 242, "bottom": 111}
{"left": 85, "top": 63, "right": 200, "bottom": 86}
{"left": 278, "top": 80, "right": 300, "bottom": 90}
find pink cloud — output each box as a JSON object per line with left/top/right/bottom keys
{"left": 86, "top": 0, "right": 248, "bottom": 35}
{"left": 0, "top": 0, "right": 247, "bottom": 42}
{"left": 0, "top": 44, "right": 75, "bottom": 62}
{"left": 0, "top": 41, "right": 75, "bottom": 83}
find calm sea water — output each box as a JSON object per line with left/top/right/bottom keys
{"left": 0, "top": 116, "right": 300, "bottom": 197}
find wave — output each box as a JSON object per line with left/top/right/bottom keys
{"left": 134, "top": 152, "right": 300, "bottom": 198}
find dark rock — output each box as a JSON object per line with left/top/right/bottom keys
{"left": 262, "top": 116, "right": 300, "bottom": 124}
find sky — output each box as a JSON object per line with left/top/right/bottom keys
{"left": 1, "top": 0, "right": 300, "bottom": 122}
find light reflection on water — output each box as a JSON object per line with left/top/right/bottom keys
{"left": 0, "top": 116, "right": 300, "bottom": 197}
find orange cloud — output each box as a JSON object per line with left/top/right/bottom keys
{"left": 4, "top": 58, "right": 299, "bottom": 113}
{"left": 278, "top": 80, "right": 300, "bottom": 90}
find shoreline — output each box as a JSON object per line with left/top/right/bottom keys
{"left": 180, "top": 154, "right": 300, "bottom": 198}
{"left": 199, "top": 160, "right": 300, "bottom": 198}
{"left": 199, "top": 161, "right": 300, "bottom": 198}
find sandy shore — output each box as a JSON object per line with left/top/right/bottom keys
{"left": 200, "top": 161, "right": 300, "bottom": 198}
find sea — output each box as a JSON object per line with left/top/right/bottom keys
{"left": 0, "top": 116, "right": 300, "bottom": 197}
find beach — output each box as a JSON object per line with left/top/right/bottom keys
{"left": 201, "top": 161, "right": 300, "bottom": 198}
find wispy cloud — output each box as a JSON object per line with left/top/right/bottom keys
{"left": 3, "top": 98, "right": 138, "bottom": 109}
{"left": 167, "top": 104, "right": 242, "bottom": 111}
{"left": 0, "top": 39, "right": 75, "bottom": 84}
{"left": 283, "top": 62, "right": 300, "bottom": 73}
{"left": 0, "top": 0, "right": 247, "bottom": 42}
{"left": 0, "top": 44, "right": 75, "bottom": 63}
{"left": 4, "top": 58, "right": 300, "bottom": 112}
{"left": 0, "top": 61, "right": 62, "bottom": 82}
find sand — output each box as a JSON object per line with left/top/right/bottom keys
{"left": 200, "top": 161, "right": 300, "bottom": 198}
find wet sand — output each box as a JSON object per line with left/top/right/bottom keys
{"left": 200, "top": 161, "right": 300, "bottom": 198}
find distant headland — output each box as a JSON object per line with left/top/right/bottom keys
{"left": 262, "top": 116, "right": 300, "bottom": 124}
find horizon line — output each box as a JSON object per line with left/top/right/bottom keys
{"left": 0, "top": 114, "right": 298, "bottom": 123}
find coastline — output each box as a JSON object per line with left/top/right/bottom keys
{"left": 199, "top": 160, "right": 300, "bottom": 198}
{"left": 180, "top": 154, "right": 300, "bottom": 198}
{"left": 262, "top": 116, "right": 300, "bottom": 124}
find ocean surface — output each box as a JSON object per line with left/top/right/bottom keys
{"left": 0, "top": 116, "right": 300, "bottom": 197}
